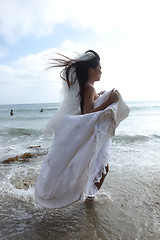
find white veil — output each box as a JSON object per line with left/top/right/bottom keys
{"left": 44, "top": 51, "right": 95, "bottom": 136}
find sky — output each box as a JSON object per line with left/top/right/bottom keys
{"left": 0, "top": 0, "right": 160, "bottom": 104}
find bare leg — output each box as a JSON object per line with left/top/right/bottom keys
{"left": 94, "top": 164, "right": 109, "bottom": 190}
{"left": 86, "top": 165, "right": 109, "bottom": 202}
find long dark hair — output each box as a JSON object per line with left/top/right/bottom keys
{"left": 48, "top": 50, "right": 100, "bottom": 111}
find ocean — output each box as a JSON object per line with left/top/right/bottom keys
{"left": 0, "top": 101, "right": 160, "bottom": 240}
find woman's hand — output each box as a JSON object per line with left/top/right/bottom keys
{"left": 98, "top": 90, "right": 106, "bottom": 96}
{"left": 107, "top": 89, "right": 119, "bottom": 105}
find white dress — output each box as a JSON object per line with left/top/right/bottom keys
{"left": 35, "top": 91, "right": 129, "bottom": 208}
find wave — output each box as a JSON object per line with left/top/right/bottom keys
{"left": 44, "top": 107, "right": 58, "bottom": 111}
{"left": 129, "top": 105, "right": 160, "bottom": 114}
{"left": 152, "top": 134, "right": 160, "bottom": 139}
{"left": 1, "top": 126, "right": 160, "bottom": 145}
{"left": 0, "top": 128, "right": 42, "bottom": 137}
{"left": 113, "top": 134, "right": 160, "bottom": 143}
{"left": 15, "top": 107, "right": 58, "bottom": 112}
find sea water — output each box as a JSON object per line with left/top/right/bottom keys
{"left": 0, "top": 101, "right": 160, "bottom": 240}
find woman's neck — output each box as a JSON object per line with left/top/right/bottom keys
{"left": 87, "top": 78, "right": 95, "bottom": 86}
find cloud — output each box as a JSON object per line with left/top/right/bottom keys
{"left": 2, "top": 0, "right": 159, "bottom": 43}
{"left": 0, "top": 39, "right": 159, "bottom": 105}
{"left": 0, "top": 44, "right": 88, "bottom": 104}
{"left": 0, "top": 49, "right": 61, "bottom": 104}
{"left": 1, "top": 34, "right": 160, "bottom": 104}
{"left": 0, "top": 0, "right": 122, "bottom": 43}
{"left": 0, "top": 0, "right": 160, "bottom": 103}
{"left": 0, "top": 0, "right": 62, "bottom": 43}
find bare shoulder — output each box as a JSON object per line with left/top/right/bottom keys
{"left": 83, "top": 85, "right": 98, "bottom": 114}
{"left": 84, "top": 85, "right": 96, "bottom": 99}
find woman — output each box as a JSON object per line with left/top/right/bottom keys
{"left": 35, "top": 50, "right": 129, "bottom": 208}
{"left": 72, "top": 50, "right": 118, "bottom": 191}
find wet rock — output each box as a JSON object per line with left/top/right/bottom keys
{"left": 2, "top": 151, "right": 46, "bottom": 164}
{"left": 2, "top": 156, "right": 29, "bottom": 164}
{"left": 28, "top": 145, "right": 41, "bottom": 149}
{"left": 3, "top": 156, "right": 20, "bottom": 164}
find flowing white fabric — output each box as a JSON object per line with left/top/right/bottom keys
{"left": 35, "top": 90, "right": 130, "bottom": 209}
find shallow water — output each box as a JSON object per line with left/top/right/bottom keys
{"left": 1, "top": 155, "right": 160, "bottom": 240}
{"left": 0, "top": 101, "right": 160, "bottom": 239}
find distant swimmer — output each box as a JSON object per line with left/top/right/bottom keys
{"left": 40, "top": 108, "right": 43, "bottom": 112}
{"left": 10, "top": 110, "right": 14, "bottom": 115}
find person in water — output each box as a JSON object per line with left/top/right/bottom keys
{"left": 35, "top": 50, "right": 129, "bottom": 208}
{"left": 10, "top": 110, "right": 14, "bottom": 115}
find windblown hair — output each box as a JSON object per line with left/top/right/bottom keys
{"left": 48, "top": 50, "right": 100, "bottom": 112}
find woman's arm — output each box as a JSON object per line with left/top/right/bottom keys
{"left": 83, "top": 87, "right": 119, "bottom": 114}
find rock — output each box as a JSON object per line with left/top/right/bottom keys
{"left": 28, "top": 145, "right": 41, "bottom": 149}
{"left": 20, "top": 152, "right": 35, "bottom": 159}
{"left": 2, "top": 156, "right": 26, "bottom": 164}
{"left": 2, "top": 151, "right": 47, "bottom": 164}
